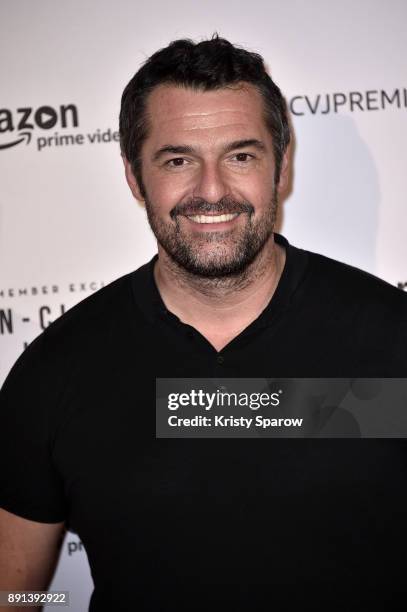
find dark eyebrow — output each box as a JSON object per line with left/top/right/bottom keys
{"left": 223, "top": 139, "right": 266, "bottom": 154}
{"left": 152, "top": 139, "right": 266, "bottom": 162}
{"left": 152, "top": 145, "right": 195, "bottom": 162}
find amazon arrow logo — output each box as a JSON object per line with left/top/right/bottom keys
{"left": 0, "top": 131, "right": 31, "bottom": 150}
{"left": 0, "top": 104, "right": 79, "bottom": 150}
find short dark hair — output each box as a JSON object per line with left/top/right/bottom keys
{"left": 119, "top": 35, "right": 290, "bottom": 193}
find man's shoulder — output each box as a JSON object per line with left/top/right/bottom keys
{"left": 1, "top": 262, "right": 154, "bottom": 397}
{"left": 44, "top": 270, "right": 136, "bottom": 342}
{"left": 303, "top": 247, "right": 407, "bottom": 310}
{"left": 291, "top": 246, "right": 407, "bottom": 374}
{"left": 16, "top": 261, "right": 152, "bottom": 367}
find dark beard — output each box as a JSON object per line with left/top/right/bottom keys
{"left": 144, "top": 194, "right": 278, "bottom": 278}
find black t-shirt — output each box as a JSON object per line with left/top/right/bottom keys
{"left": 1, "top": 233, "right": 407, "bottom": 610}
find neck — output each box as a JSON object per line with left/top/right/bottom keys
{"left": 153, "top": 234, "right": 285, "bottom": 335}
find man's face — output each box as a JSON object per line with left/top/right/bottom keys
{"left": 124, "top": 83, "right": 288, "bottom": 277}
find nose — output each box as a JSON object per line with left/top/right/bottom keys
{"left": 192, "top": 162, "right": 230, "bottom": 203}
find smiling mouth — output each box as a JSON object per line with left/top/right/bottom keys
{"left": 185, "top": 213, "right": 240, "bottom": 224}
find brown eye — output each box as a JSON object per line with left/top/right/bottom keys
{"left": 168, "top": 158, "right": 185, "bottom": 167}
{"left": 234, "top": 153, "right": 252, "bottom": 162}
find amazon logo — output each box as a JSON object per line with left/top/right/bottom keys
{"left": 0, "top": 104, "right": 79, "bottom": 150}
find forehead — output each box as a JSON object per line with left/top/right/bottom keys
{"left": 144, "top": 83, "right": 268, "bottom": 145}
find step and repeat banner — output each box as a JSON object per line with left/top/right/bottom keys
{"left": 1, "top": 0, "right": 406, "bottom": 609}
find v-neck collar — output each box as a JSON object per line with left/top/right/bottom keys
{"left": 131, "top": 233, "right": 309, "bottom": 348}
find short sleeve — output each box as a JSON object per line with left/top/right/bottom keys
{"left": 0, "top": 333, "right": 67, "bottom": 523}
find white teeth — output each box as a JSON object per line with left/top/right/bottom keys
{"left": 187, "top": 213, "right": 239, "bottom": 224}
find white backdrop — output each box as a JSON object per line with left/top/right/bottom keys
{"left": 1, "top": 0, "right": 406, "bottom": 609}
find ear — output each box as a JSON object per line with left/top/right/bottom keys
{"left": 277, "top": 148, "right": 290, "bottom": 194}
{"left": 122, "top": 155, "right": 145, "bottom": 202}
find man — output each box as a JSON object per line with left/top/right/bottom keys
{"left": 1, "top": 36, "right": 407, "bottom": 611}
